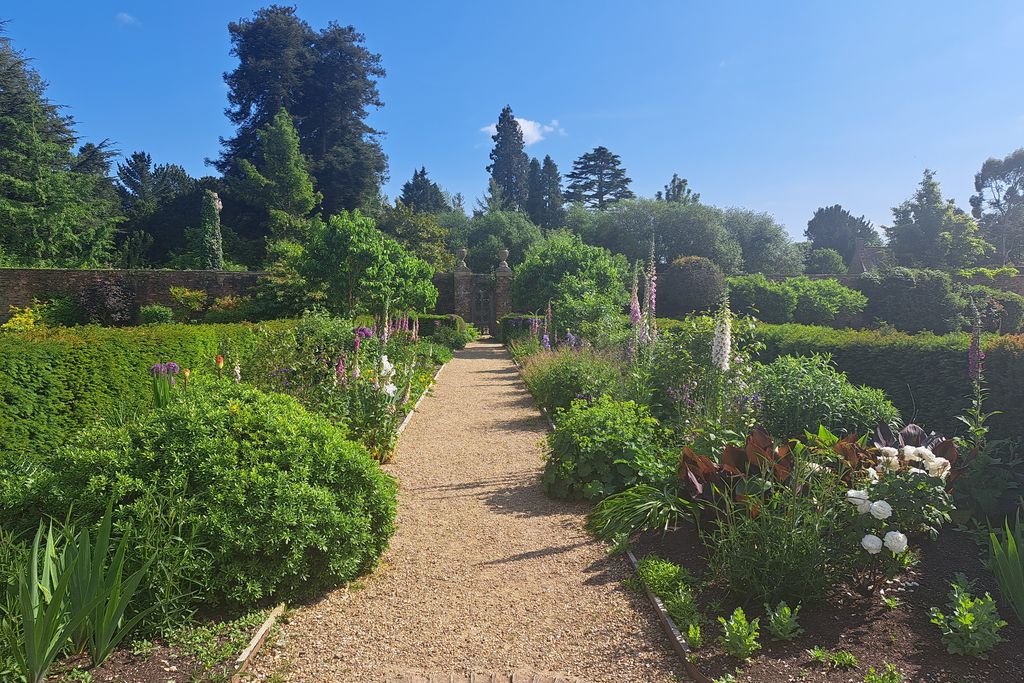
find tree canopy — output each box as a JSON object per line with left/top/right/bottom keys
{"left": 486, "top": 105, "right": 529, "bottom": 211}
{"left": 399, "top": 167, "right": 450, "bottom": 213}
{"left": 464, "top": 210, "right": 543, "bottom": 272}
{"left": 971, "top": 148, "right": 1024, "bottom": 265}
{"left": 564, "top": 146, "right": 635, "bottom": 209}
{"left": 655, "top": 173, "right": 700, "bottom": 205}
{"left": 805, "top": 204, "right": 880, "bottom": 264}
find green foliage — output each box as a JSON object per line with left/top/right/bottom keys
{"left": 15, "top": 378, "right": 397, "bottom": 606}
{"left": 486, "top": 105, "right": 530, "bottom": 211}
{"left": 959, "top": 266, "right": 1019, "bottom": 280}
{"left": 376, "top": 201, "right": 453, "bottom": 271}
{"left": 754, "top": 354, "right": 898, "bottom": 439}
{"left": 929, "top": 574, "right": 1007, "bottom": 658}
{"left": 297, "top": 211, "right": 438, "bottom": 316}
{"left": 805, "top": 204, "right": 880, "bottom": 264}
{"left": 35, "top": 297, "right": 85, "bottom": 327}
{"left": 399, "top": 166, "right": 451, "bottom": 214}
{"left": 635, "top": 554, "right": 692, "bottom": 598}
{"left": 168, "top": 286, "right": 208, "bottom": 320}
{"left": 464, "top": 210, "right": 543, "bottom": 272}
{"left": 139, "top": 304, "right": 174, "bottom": 325}
{"left": 520, "top": 347, "right": 624, "bottom": 415}
{"left": 808, "top": 646, "right": 858, "bottom": 669}
{"left": 717, "top": 607, "right": 761, "bottom": 660}
{"left": 721, "top": 208, "right": 804, "bottom": 275}
{"left": 857, "top": 267, "right": 965, "bottom": 333}
{"left": 431, "top": 323, "right": 478, "bottom": 350}
{"left": 198, "top": 190, "right": 225, "bottom": 269}
{"left": 804, "top": 247, "right": 848, "bottom": 274}
{"left": 787, "top": 276, "right": 867, "bottom": 326}
{"left": 764, "top": 601, "right": 803, "bottom": 640}
{"left": 525, "top": 155, "right": 564, "bottom": 229}
{"left": 543, "top": 396, "right": 672, "bottom": 500}
{"left": 727, "top": 274, "right": 796, "bottom": 324}
{"left": 867, "top": 470, "right": 953, "bottom": 538}
{"left": 886, "top": 169, "right": 992, "bottom": 269}
{"left": 564, "top": 146, "right": 634, "bottom": 209}
{"left": 989, "top": 514, "right": 1024, "bottom": 624}
{"left": 660, "top": 256, "right": 725, "bottom": 317}
{"left": 587, "top": 484, "right": 692, "bottom": 540}
{"left": 971, "top": 148, "right": 1024, "bottom": 266}
{"left": 965, "top": 284, "right": 1024, "bottom": 334}
{"left": 656, "top": 173, "right": 700, "bottom": 205}
{"left": 863, "top": 664, "right": 904, "bottom": 683}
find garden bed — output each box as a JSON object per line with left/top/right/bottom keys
{"left": 632, "top": 525, "right": 1024, "bottom": 682}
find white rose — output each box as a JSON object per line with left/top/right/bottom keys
{"left": 870, "top": 500, "right": 893, "bottom": 520}
{"left": 876, "top": 455, "right": 900, "bottom": 473}
{"left": 866, "top": 467, "right": 879, "bottom": 482}
{"left": 908, "top": 467, "right": 928, "bottom": 477}
{"left": 915, "top": 447, "right": 936, "bottom": 464}
{"left": 847, "top": 489, "right": 871, "bottom": 514}
{"left": 880, "top": 447, "right": 899, "bottom": 458}
{"left": 926, "top": 457, "right": 951, "bottom": 480}
{"left": 884, "top": 531, "right": 908, "bottom": 554}
{"left": 902, "top": 446, "right": 921, "bottom": 462}
{"left": 861, "top": 534, "right": 883, "bottom": 554}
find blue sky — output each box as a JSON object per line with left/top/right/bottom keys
{"left": 4, "top": 2, "right": 1023, "bottom": 238}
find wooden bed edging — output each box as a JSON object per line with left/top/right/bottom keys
{"left": 230, "top": 602, "right": 286, "bottom": 682}
{"left": 627, "top": 549, "right": 714, "bottom": 682}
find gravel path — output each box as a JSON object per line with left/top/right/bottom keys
{"left": 250, "top": 341, "right": 682, "bottom": 682}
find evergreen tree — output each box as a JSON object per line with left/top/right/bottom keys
{"left": 399, "top": 166, "right": 450, "bottom": 213}
{"left": 804, "top": 204, "right": 880, "bottom": 264}
{"left": 971, "top": 148, "right": 1024, "bottom": 265}
{"left": 486, "top": 105, "right": 529, "bottom": 211}
{"left": 886, "top": 170, "right": 992, "bottom": 269}
{"left": 199, "top": 190, "right": 225, "bottom": 269}
{"left": 0, "top": 29, "right": 121, "bottom": 267}
{"left": 116, "top": 151, "right": 194, "bottom": 218}
{"left": 377, "top": 201, "right": 452, "bottom": 271}
{"left": 217, "top": 7, "right": 386, "bottom": 214}
{"left": 655, "top": 173, "right": 700, "bottom": 205}
{"left": 230, "top": 108, "right": 321, "bottom": 241}
{"left": 526, "top": 155, "right": 564, "bottom": 229}
{"left": 564, "top": 146, "right": 635, "bottom": 209}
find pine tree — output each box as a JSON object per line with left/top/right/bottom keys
{"left": 486, "top": 105, "right": 529, "bottom": 211}
{"left": 217, "top": 7, "right": 386, "bottom": 214}
{"left": 564, "top": 146, "right": 635, "bottom": 209}
{"left": 199, "top": 190, "right": 225, "bottom": 269}
{"left": 655, "top": 173, "right": 700, "bottom": 205}
{"left": 399, "top": 167, "right": 450, "bottom": 213}
{"left": 525, "top": 157, "right": 544, "bottom": 225}
{"left": 0, "top": 28, "right": 121, "bottom": 266}
{"left": 231, "top": 108, "right": 321, "bottom": 240}
{"left": 540, "top": 155, "right": 565, "bottom": 228}
{"left": 805, "top": 204, "right": 879, "bottom": 264}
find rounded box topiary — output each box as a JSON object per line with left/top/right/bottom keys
{"left": 21, "top": 377, "right": 397, "bottom": 607}
{"left": 660, "top": 256, "right": 726, "bottom": 318}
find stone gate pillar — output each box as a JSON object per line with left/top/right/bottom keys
{"left": 453, "top": 248, "right": 474, "bottom": 322}
{"left": 494, "top": 248, "right": 513, "bottom": 324}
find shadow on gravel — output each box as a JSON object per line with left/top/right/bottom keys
{"left": 477, "top": 540, "right": 591, "bottom": 566}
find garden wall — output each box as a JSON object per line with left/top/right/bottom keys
{"left": 0, "top": 268, "right": 264, "bottom": 322}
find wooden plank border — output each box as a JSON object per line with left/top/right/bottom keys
{"left": 230, "top": 602, "right": 286, "bottom": 683}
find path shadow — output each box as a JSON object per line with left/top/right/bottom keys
{"left": 476, "top": 540, "right": 591, "bottom": 566}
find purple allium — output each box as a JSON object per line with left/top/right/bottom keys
{"left": 150, "top": 363, "right": 164, "bottom": 376}
{"left": 355, "top": 326, "right": 373, "bottom": 339}
{"left": 165, "top": 362, "right": 180, "bottom": 375}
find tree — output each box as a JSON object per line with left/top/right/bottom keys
{"left": 399, "top": 167, "right": 450, "bottom": 213}
{"left": 805, "top": 204, "right": 880, "bottom": 264}
{"left": 803, "top": 247, "right": 847, "bottom": 274}
{"left": 655, "top": 173, "right": 700, "bottom": 205}
{"left": 465, "top": 211, "right": 543, "bottom": 272}
{"left": 0, "top": 29, "right": 121, "bottom": 267}
{"left": 116, "top": 151, "right": 194, "bottom": 219}
{"left": 660, "top": 256, "right": 725, "bottom": 316}
{"left": 971, "top": 148, "right": 1024, "bottom": 265}
{"left": 588, "top": 200, "right": 742, "bottom": 272}
{"left": 376, "top": 201, "right": 453, "bottom": 271}
{"left": 721, "top": 208, "right": 803, "bottom": 275}
{"left": 217, "top": 6, "right": 386, "bottom": 214}
{"left": 511, "top": 230, "right": 629, "bottom": 340}
{"left": 886, "top": 170, "right": 992, "bottom": 270}
{"left": 298, "top": 211, "right": 437, "bottom": 316}
{"left": 230, "top": 108, "right": 321, "bottom": 241}
{"left": 564, "top": 146, "right": 634, "bottom": 209}
{"left": 199, "top": 190, "right": 225, "bottom": 269}
{"left": 526, "top": 155, "right": 564, "bottom": 229}
{"left": 486, "top": 105, "right": 529, "bottom": 211}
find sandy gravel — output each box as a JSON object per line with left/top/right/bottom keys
{"left": 249, "top": 341, "right": 682, "bottom": 683}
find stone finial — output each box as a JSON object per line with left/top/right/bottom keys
{"left": 456, "top": 248, "right": 470, "bottom": 272}
{"left": 496, "top": 248, "right": 511, "bottom": 274}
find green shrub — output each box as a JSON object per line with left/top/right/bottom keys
{"left": 35, "top": 296, "right": 85, "bottom": 326}
{"left": 6, "top": 378, "right": 397, "bottom": 607}
{"left": 717, "top": 607, "right": 760, "bottom": 660}
{"left": 930, "top": 574, "right": 1007, "bottom": 658}
{"left": 989, "top": 515, "right": 1024, "bottom": 625}
{"left": 787, "top": 276, "right": 867, "bottom": 326}
{"left": 497, "top": 314, "right": 543, "bottom": 344}
{"left": 432, "top": 323, "right": 478, "bottom": 350}
{"left": 202, "top": 295, "right": 259, "bottom": 324}
{"left": 543, "top": 396, "right": 672, "bottom": 500}
{"left": 857, "top": 268, "right": 964, "bottom": 333}
{"left": 139, "top": 304, "right": 175, "bottom": 325}
{"left": 755, "top": 354, "right": 898, "bottom": 439}
{"left": 521, "top": 347, "right": 624, "bottom": 415}
{"left": 660, "top": 256, "right": 725, "bottom": 317}
{"left": 764, "top": 601, "right": 803, "bottom": 640}
{"left": 804, "top": 247, "right": 846, "bottom": 274}
{"left": 964, "top": 284, "right": 1024, "bottom": 334}
{"left": 727, "top": 274, "right": 796, "bottom": 324}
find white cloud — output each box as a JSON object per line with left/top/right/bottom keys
{"left": 115, "top": 12, "right": 139, "bottom": 27}
{"left": 480, "top": 117, "right": 566, "bottom": 146}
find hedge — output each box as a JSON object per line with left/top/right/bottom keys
{"left": 753, "top": 323, "right": 1024, "bottom": 440}
{"left": 0, "top": 321, "right": 294, "bottom": 455}
{"left": 497, "top": 314, "right": 544, "bottom": 343}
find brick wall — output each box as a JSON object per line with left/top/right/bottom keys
{"left": 0, "top": 269, "right": 264, "bottom": 322}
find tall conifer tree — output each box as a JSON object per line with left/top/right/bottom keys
{"left": 486, "top": 105, "right": 529, "bottom": 211}
{"left": 564, "top": 146, "right": 634, "bottom": 210}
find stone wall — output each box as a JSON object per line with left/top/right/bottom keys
{"left": 0, "top": 269, "right": 264, "bottom": 322}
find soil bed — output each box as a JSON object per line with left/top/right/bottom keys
{"left": 632, "top": 524, "right": 1024, "bottom": 682}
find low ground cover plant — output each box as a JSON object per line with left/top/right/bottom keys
{"left": 930, "top": 574, "right": 1007, "bottom": 658}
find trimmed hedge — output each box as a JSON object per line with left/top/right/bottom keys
{"left": 497, "top": 314, "right": 544, "bottom": 343}
{"left": 753, "top": 323, "right": 1024, "bottom": 440}
{"left": 0, "top": 321, "right": 294, "bottom": 455}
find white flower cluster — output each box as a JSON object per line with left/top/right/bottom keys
{"left": 380, "top": 355, "right": 398, "bottom": 397}
{"left": 711, "top": 314, "right": 731, "bottom": 372}
{"left": 846, "top": 490, "right": 907, "bottom": 555}
{"left": 876, "top": 445, "right": 950, "bottom": 480}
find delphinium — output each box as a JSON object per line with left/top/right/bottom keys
{"left": 150, "top": 361, "right": 180, "bottom": 408}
